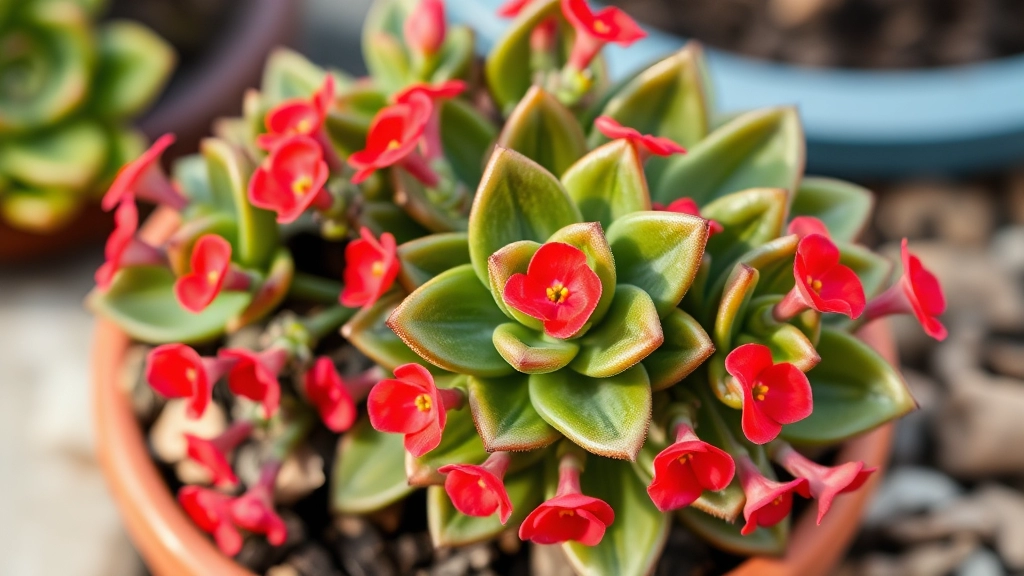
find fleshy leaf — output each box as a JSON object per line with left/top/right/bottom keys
{"left": 495, "top": 86, "right": 588, "bottom": 178}
{"left": 529, "top": 365, "right": 652, "bottom": 460}
{"left": 839, "top": 241, "right": 893, "bottom": 300}
{"left": 548, "top": 221, "right": 617, "bottom": 326}
{"left": 360, "top": 0, "right": 413, "bottom": 93}
{"left": 87, "top": 266, "right": 251, "bottom": 345}
{"left": 0, "top": 119, "right": 106, "bottom": 189}
{"left": 0, "top": 187, "right": 81, "bottom": 233}
{"left": 652, "top": 108, "right": 804, "bottom": 207}
{"left": 407, "top": 405, "right": 487, "bottom": 486}
{"left": 468, "top": 147, "right": 581, "bottom": 283}
{"left": 397, "top": 232, "right": 471, "bottom": 291}
{"left": 173, "top": 154, "right": 215, "bottom": 207}
{"left": 486, "top": 240, "right": 543, "bottom": 328}
{"left": 91, "top": 20, "right": 175, "bottom": 119}
{"left": 561, "top": 140, "right": 651, "bottom": 230}
{"left": 484, "top": 0, "right": 562, "bottom": 112}
{"left": 564, "top": 457, "right": 670, "bottom": 576}
{"left": 783, "top": 328, "right": 916, "bottom": 445}
{"left": 791, "top": 177, "right": 874, "bottom": 243}
{"left": 332, "top": 417, "right": 414, "bottom": 514}
{"left": 260, "top": 48, "right": 334, "bottom": 106}
{"left": 440, "top": 99, "right": 498, "bottom": 188}
{"left": 738, "top": 325, "right": 820, "bottom": 373}
{"left": 493, "top": 323, "right": 579, "bottom": 374}
{"left": 429, "top": 25, "right": 474, "bottom": 85}
{"left": 427, "top": 467, "right": 544, "bottom": 547}
{"left": 388, "top": 264, "right": 514, "bottom": 377}
{"left": 678, "top": 508, "right": 788, "bottom": 556}
{"left": 606, "top": 211, "right": 709, "bottom": 318}
{"left": 570, "top": 285, "right": 664, "bottom": 378}
{"left": 357, "top": 201, "right": 432, "bottom": 245}
{"left": 392, "top": 168, "right": 469, "bottom": 233}
{"left": 467, "top": 372, "right": 560, "bottom": 452}
{"left": 343, "top": 292, "right": 443, "bottom": 373}
{"left": 702, "top": 188, "right": 789, "bottom": 282}
{"left": 642, "top": 308, "right": 714, "bottom": 391}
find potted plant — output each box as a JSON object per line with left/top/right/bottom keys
{"left": 0, "top": 0, "right": 175, "bottom": 259}
{"left": 90, "top": 0, "right": 945, "bottom": 574}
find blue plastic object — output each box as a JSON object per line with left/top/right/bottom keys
{"left": 447, "top": 0, "right": 1024, "bottom": 177}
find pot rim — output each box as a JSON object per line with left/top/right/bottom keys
{"left": 93, "top": 207, "right": 895, "bottom": 576}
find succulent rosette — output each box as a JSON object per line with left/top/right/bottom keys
{"left": 0, "top": 0, "right": 174, "bottom": 232}
{"left": 88, "top": 0, "right": 942, "bottom": 574}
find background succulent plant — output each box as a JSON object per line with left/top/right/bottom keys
{"left": 89, "top": 0, "right": 938, "bottom": 574}
{"left": 0, "top": 0, "right": 173, "bottom": 232}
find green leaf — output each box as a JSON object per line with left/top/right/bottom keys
{"left": 493, "top": 323, "right": 579, "bottom": 374}
{"left": 260, "top": 48, "right": 331, "bottom": 106}
{"left": 429, "top": 25, "right": 474, "bottom": 84}
{"left": 562, "top": 140, "right": 651, "bottom": 230}
{"left": 738, "top": 321, "right": 820, "bottom": 373}
{"left": 0, "top": 187, "right": 81, "bottom": 233}
{"left": 467, "top": 372, "right": 560, "bottom": 452}
{"left": 714, "top": 264, "right": 759, "bottom": 352}
{"left": 782, "top": 328, "right": 916, "bottom": 446}
{"left": 91, "top": 21, "right": 175, "bottom": 119}
{"left": 839, "top": 241, "right": 893, "bottom": 300}
{"left": 486, "top": 240, "right": 543, "bottom": 328}
{"left": 642, "top": 308, "right": 714, "bottom": 391}
{"left": 548, "top": 221, "right": 617, "bottom": 326}
{"left": 357, "top": 201, "right": 432, "bottom": 245}
{"left": 392, "top": 167, "right": 469, "bottom": 232}
{"left": 484, "top": 0, "right": 562, "bottom": 112}
{"left": 530, "top": 365, "right": 651, "bottom": 460}
{"left": 427, "top": 466, "right": 544, "bottom": 547}
{"left": 571, "top": 285, "right": 664, "bottom": 378}
{"left": 388, "top": 264, "right": 514, "bottom": 377}
{"left": 678, "top": 508, "right": 788, "bottom": 556}
{"left": 165, "top": 211, "right": 239, "bottom": 276}
{"left": 0, "top": 119, "right": 106, "bottom": 189}
{"left": 360, "top": 0, "right": 414, "bottom": 93}
{"left": 702, "top": 188, "right": 789, "bottom": 282}
{"left": 343, "top": 292, "right": 440, "bottom": 373}
{"left": 331, "top": 417, "right": 414, "bottom": 514}
{"left": 87, "top": 266, "right": 251, "bottom": 345}
{"left": 735, "top": 235, "right": 800, "bottom": 299}
{"left": 589, "top": 43, "right": 711, "bottom": 149}
{"left": 440, "top": 98, "right": 498, "bottom": 188}
{"left": 564, "top": 458, "right": 670, "bottom": 576}
{"left": 397, "top": 232, "right": 471, "bottom": 291}
{"left": 98, "top": 126, "right": 146, "bottom": 185}
{"left": 172, "top": 154, "right": 214, "bottom": 206}
{"left": 496, "top": 86, "right": 588, "bottom": 178}
{"left": 468, "top": 147, "right": 581, "bottom": 282}
{"left": 606, "top": 211, "right": 709, "bottom": 318}
{"left": 791, "top": 177, "right": 874, "bottom": 243}
{"left": 201, "top": 139, "right": 278, "bottom": 269}
{"left": 652, "top": 108, "right": 805, "bottom": 207}
{"left": 407, "top": 406, "right": 487, "bottom": 485}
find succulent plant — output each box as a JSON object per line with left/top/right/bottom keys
{"left": 0, "top": 0, "right": 173, "bottom": 232}
{"left": 89, "top": 0, "right": 945, "bottom": 574}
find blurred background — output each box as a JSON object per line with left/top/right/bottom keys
{"left": 2, "top": 0, "right": 1024, "bottom": 574}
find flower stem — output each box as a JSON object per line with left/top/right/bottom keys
{"left": 300, "top": 304, "right": 357, "bottom": 342}
{"left": 288, "top": 272, "right": 342, "bottom": 304}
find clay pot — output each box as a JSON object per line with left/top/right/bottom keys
{"left": 93, "top": 208, "right": 897, "bottom": 576}
{"left": 1, "top": 0, "right": 299, "bottom": 265}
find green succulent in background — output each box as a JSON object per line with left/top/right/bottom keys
{"left": 0, "top": 0, "right": 174, "bottom": 232}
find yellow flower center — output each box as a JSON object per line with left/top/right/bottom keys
{"left": 414, "top": 393, "right": 432, "bottom": 412}
{"left": 477, "top": 478, "right": 488, "bottom": 489}
{"left": 185, "top": 368, "right": 197, "bottom": 382}
{"left": 295, "top": 119, "right": 312, "bottom": 134}
{"left": 753, "top": 384, "right": 769, "bottom": 402}
{"left": 546, "top": 283, "right": 570, "bottom": 303}
{"left": 386, "top": 139, "right": 402, "bottom": 152}
{"left": 806, "top": 275, "right": 823, "bottom": 292}
{"left": 772, "top": 496, "right": 784, "bottom": 506}
{"left": 292, "top": 175, "right": 313, "bottom": 195}
{"left": 593, "top": 20, "right": 610, "bottom": 34}
{"left": 677, "top": 453, "right": 691, "bottom": 466}
{"left": 207, "top": 270, "right": 220, "bottom": 284}
{"left": 559, "top": 509, "right": 575, "bottom": 518}
{"left": 371, "top": 260, "right": 385, "bottom": 277}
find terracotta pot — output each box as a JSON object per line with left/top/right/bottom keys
{"left": 1, "top": 0, "right": 299, "bottom": 265}
{"left": 93, "top": 208, "right": 897, "bottom": 576}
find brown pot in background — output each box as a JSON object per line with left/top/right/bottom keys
{"left": 0, "top": 0, "right": 299, "bottom": 265}
{"left": 92, "top": 208, "right": 897, "bottom": 576}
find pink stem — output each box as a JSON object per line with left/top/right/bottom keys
{"left": 139, "top": 165, "right": 188, "bottom": 211}
{"left": 202, "top": 355, "right": 237, "bottom": 383}
{"left": 437, "top": 387, "right": 466, "bottom": 411}
{"left": 345, "top": 366, "right": 385, "bottom": 403}
{"left": 259, "top": 347, "right": 290, "bottom": 376}
{"left": 555, "top": 452, "right": 584, "bottom": 497}
{"left": 773, "top": 286, "right": 811, "bottom": 322}
{"left": 864, "top": 282, "right": 912, "bottom": 322}
{"left": 568, "top": 32, "right": 604, "bottom": 72}
{"left": 213, "top": 420, "right": 256, "bottom": 453}
{"left": 311, "top": 188, "right": 335, "bottom": 212}
{"left": 401, "top": 152, "right": 440, "bottom": 188}
{"left": 482, "top": 451, "right": 512, "bottom": 480}
{"left": 122, "top": 239, "right": 167, "bottom": 268}
{"left": 223, "top": 266, "right": 254, "bottom": 292}
{"left": 673, "top": 422, "right": 701, "bottom": 445}
{"left": 314, "top": 128, "right": 345, "bottom": 172}
{"left": 421, "top": 112, "right": 444, "bottom": 161}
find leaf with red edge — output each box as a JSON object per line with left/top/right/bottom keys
{"left": 496, "top": 86, "right": 588, "bottom": 178}
{"left": 561, "top": 140, "right": 651, "bottom": 229}
{"left": 791, "top": 177, "right": 874, "bottom": 243}
{"left": 701, "top": 188, "right": 789, "bottom": 282}
{"left": 397, "top": 232, "right": 471, "bottom": 291}
{"left": 392, "top": 167, "right": 470, "bottom": 233}
{"left": 570, "top": 285, "right": 664, "bottom": 378}
{"left": 343, "top": 292, "right": 446, "bottom": 374}
{"left": 492, "top": 323, "right": 579, "bottom": 374}
{"left": 642, "top": 308, "right": 714, "bottom": 391}
{"left": 467, "top": 372, "right": 561, "bottom": 452}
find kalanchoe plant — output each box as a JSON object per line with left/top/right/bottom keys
{"left": 89, "top": 0, "right": 945, "bottom": 573}
{"left": 0, "top": 0, "right": 174, "bottom": 232}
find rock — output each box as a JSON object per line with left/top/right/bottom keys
{"left": 268, "top": 566, "right": 302, "bottom": 576}
{"left": 329, "top": 516, "right": 396, "bottom": 576}
{"left": 275, "top": 445, "right": 326, "bottom": 505}
{"left": 876, "top": 182, "right": 994, "bottom": 247}
{"left": 285, "top": 544, "right": 341, "bottom": 576}
{"left": 393, "top": 533, "right": 433, "bottom": 573}
{"left": 1008, "top": 171, "right": 1024, "bottom": 224}
{"left": 497, "top": 530, "right": 521, "bottom": 556}
{"left": 890, "top": 369, "right": 940, "bottom": 465}
{"left": 430, "top": 551, "right": 470, "bottom": 576}
{"left": 149, "top": 399, "right": 226, "bottom": 464}
{"left": 935, "top": 372, "right": 1024, "bottom": 477}
{"left": 121, "top": 344, "right": 163, "bottom": 425}
{"left": 986, "top": 339, "right": 1024, "bottom": 380}
{"left": 530, "top": 544, "right": 576, "bottom": 576}
{"left": 465, "top": 543, "right": 495, "bottom": 570}
{"left": 864, "top": 467, "right": 962, "bottom": 527}
{"left": 768, "top": 0, "right": 832, "bottom": 28}
{"left": 955, "top": 549, "right": 1005, "bottom": 576}
{"left": 856, "top": 535, "right": 978, "bottom": 576}
{"left": 991, "top": 226, "right": 1024, "bottom": 276}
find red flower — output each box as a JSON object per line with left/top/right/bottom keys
{"left": 184, "top": 421, "right": 255, "bottom": 489}
{"left": 367, "top": 363, "right": 464, "bottom": 457}
{"left": 773, "top": 442, "right": 876, "bottom": 524}
{"left": 146, "top": 343, "right": 231, "bottom": 419}
{"left": 497, "top": 0, "right": 532, "bottom": 17}
{"left": 304, "top": 357, "right": 357, "bottom": 433}
{"left": 438, "top": 452, "right": 514, "bottom": 524}
{"left": 647, "top": 422, "right": 735, "bottom": 512}
{"left": 94, "top": 198, "right": 164, "bottom": 289}
{"left": 394, "top": 80, "right": 466, "bottom": 160}
{"left": 725, "top": 343, "right": 813, "bottom": 445}
{"left": 656, "top": 197, "right": 724, "bottom": 236}
{"left": 219, "top": 347, "right": 289, "bottom": 418}
{"left": 339, "top": 227, "right": 400, "bottom": 309}
{"left": 101, "top": 133, "right": 186, "bottom": 211}
{"left": 174, "top": 234, "right": 250, "bottom": 314}
{"left": 230, "top": 462, "right": 287, "bottom": 546}
{"left": 787, "top": 216, "right": 830, "bottom": 239}
{"left": 348, "top": 94, "right": 435, "bottom": 186}
{"left": 594, "top": 116, "right": 686, "bottom": 161}
{"left": 178, "top": 486, "right": 243, "bottom": 556}
{"left": 736, "top": 454, "right": 810, "bottom": 535}
{"left": 864, "top": 238, "right": 947, "bottom": 341}
{"left": 256, "top": 75, "right": 335, "bottom": 151}
{"left": 774, "top": 234, "right": 866, "bottom": 321}
{"left": 519, "top": 452, "right": 614, "bottom": 545}
{"left": 561, "top": 0, "right": 645, "bottom": 71}
{"left": 502, "top": 242, "right": 603, "bottom": 339}
{"left": 249, "top": 135, "right": 332, "bottom": 224}
{"left": 404, "top": 0, "right": 446, "bottom": 55}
